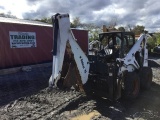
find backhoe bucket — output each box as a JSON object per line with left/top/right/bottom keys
{"left": 58, "top": 43, "right": 85, "bottom": 92}
{"left": 62, "top": 61, "right": 84, "bottom": 92}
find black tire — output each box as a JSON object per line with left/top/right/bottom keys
{"left": 124, "top": 72, "right": 140, "bottom": 99}
{"left": 83, "top": 80, "right": 94, "bottom": 96}
{"left": 139, "top": 67, "right": 153, "bottom": 90}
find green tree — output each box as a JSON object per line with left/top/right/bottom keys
{"left": 154, "top": 33, "right": 160, "bottom": 45}
{"left": 71, "top": 17, "right": 81, "bottom": 28}
{"left": 132, "top": 25, "right": 145, "bottom": 35}
{"left": 147, "top": 36, "right": 156, "bottom": 52}
{"left": 0, "top": 13, "right": 17, "bottom": 18}
{"left": 125, "top": 24, "right": 134, "bottom": 31}
{"left": 70, "top": 17, "right": 101, "bottom": 41}
{"left": 82, "top": 23, "right": 101, "bottom": 41}
{"left": 34, "top": 17, "right": 52, "bottom": 24}
{"left": 118, "top": 27, "right": 125, "bottom": 32}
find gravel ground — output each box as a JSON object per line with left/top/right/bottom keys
{"left": 0, "top": 57, "right": 160, "bottom": 120}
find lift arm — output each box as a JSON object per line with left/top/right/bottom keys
{"left": 118, "top": 33, "right": 151, "bottom": 74}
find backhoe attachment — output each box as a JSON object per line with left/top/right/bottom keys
{"left": 49, "top": 13, "right": 90, "bottom": 91}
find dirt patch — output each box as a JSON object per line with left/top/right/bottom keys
{"left": 71, "top": 110, "right": 100, "bottom": 120}
{"left": 0, "top": 58, "right": 160, "bottom": 120}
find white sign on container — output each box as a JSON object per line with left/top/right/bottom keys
{"left": 9, "top": 31, "right": 37, "bottom": 48}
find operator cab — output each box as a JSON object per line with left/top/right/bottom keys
{"left": 89, "top": 32, "right": 135, "bottom": 59}
{"left": 87, "top": 32, "right": 135, "bottom": 100}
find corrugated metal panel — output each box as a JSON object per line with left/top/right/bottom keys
{"left": 0, "top": 22, "right": 88, "bottom": 68}
{"left": 0, "top": 17, "right": 51, "bottom": 27}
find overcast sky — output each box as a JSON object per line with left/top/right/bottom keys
{"left": 0, "top": 0, "right": 160, "bottom": 32}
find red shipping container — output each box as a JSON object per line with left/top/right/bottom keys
{"left": 0, "top": 17, "right": 88, "bottom": 68}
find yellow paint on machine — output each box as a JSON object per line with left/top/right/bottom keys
{"left": 71, "top": 110, "right": 101, "bottom": 120}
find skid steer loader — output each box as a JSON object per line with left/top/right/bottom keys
{"left": 49, "top": 13, "right": 152, "bottom": 101}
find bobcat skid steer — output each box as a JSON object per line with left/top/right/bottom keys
{"left": 49, "top": 13, "right": 152, "bottom": 101}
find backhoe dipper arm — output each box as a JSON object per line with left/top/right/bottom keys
{"left": 49, "top": 14, "right": 90, "bottom": 88}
